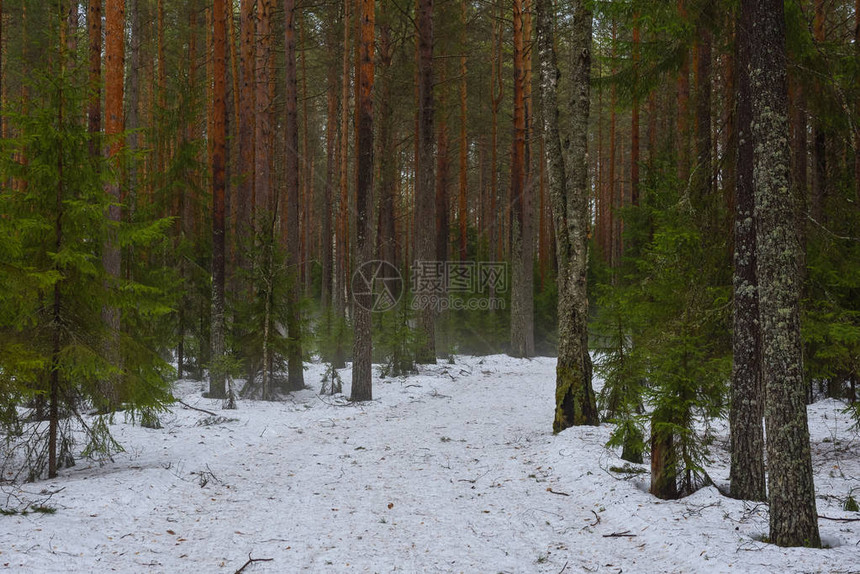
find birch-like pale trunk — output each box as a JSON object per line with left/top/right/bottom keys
{"left": 536, "top": 0, "right": 597, "bottom": 431}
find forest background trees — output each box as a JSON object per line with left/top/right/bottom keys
{"left": 0, "top": 0, "right": 858, "bottom": 548}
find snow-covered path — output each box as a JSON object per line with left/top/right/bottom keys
{"left": 1, "top": 356, "right": 858, "bottom": 573}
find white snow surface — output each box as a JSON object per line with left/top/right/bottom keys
{"left": 1, "top": 355, "right": 858, "bottom": 573}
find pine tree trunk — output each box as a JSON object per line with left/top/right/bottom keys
{"left": 694, "top": 24, "right": 712, "bottom": 206}
{"left": 855, "top": 0, "right": 860, "bottom": 205}
{"left": 322, "top": 4, "right": 338, "bottom": 314}
{"left": 126, "top": 0, "right": 140, "bottom": 202}
{"left": 415, "top": 0, "right": 436, "bottom": 364}
{"left": 436, "top": 66, "right": 449, "bottom": 264}
{"left": 810, "top": 0, "right": 826, "bottom": 223}
{"left": 209, "top": 0, "right": 228, "bottom": 400}
{"left": 102, "top": 0, "right": 124, "bottom": 410}
{"left": 333, "top": 0, "right": 351, "bottom": 370}
{"left": 729, "top": 2, "right": 765, "bottom": 500}
{"left": 510, "top": 0, "right": 534, "bottom": 358}
{"left": 88, "top": 0, "right": 102, "bottom": 160}
{"left": 608, "top": 19, "right": 617, "bottom": 265}
{"left": 457, "top": 0, "right": 468, "bottom": 262}
{"left": 238, "top": 0, "right": 255, "bottom": 250}
{"left": 746, "top": 0, "right": 821, "bottom": 547}
{"left": 377, "top": 24, "right": 396, "bottom": 267}
{"left": 676, "top": 0, "right": 690, "bottom": 185}
{"left": 351, "top": 0, "right": 374, "bottom": 402}
{"left": 255, "top": 0, "right": 273, "bottom": 219}
{"left": 489, "top": 7, "right": 503, "bottom": 263}
{"left": 536, "top": 0, "right": 598, "bottom": 432}
{"left": 283, "top": 0, "right": 304, "bottom": 392}
{"left": 631, "top": 15, "right": 640, "bottom": 207}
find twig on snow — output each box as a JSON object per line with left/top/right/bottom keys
{"left": 546, "top": 487, "right": 570, "bottom": 496}
{"left": 234, "top": 553, "right": 274, "bottom": 574}
{"left": 602, "top": 531, "right": 636, "bottom": 538}
{"left": 177, "top": 399, "right": 218, "bottom": 417}
{"left": 818, "top": 514, "right": 860, "bottom": 522}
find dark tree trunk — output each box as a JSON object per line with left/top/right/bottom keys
{"left": 102, "top": 0, "right": 124, "bottom": 410}
{"left": 729, "top": 2, "right": 765, "bottom": 501}
{"left": 238, "top": 0, "right": 256, "bottom": 255}
{"left": 351, "top": 0, "right": 374, "bottom": 402}
{"left": 694, "top": 24, "right": 712, "bottom": 206}
{"left": 88, "top": 0, "right": 102, "bottom": 160}
{"left": 283, "top": 0, "right": 304, "bottom": 392}
{"left": 745, "top": 0, "right": 821, "bottom": 547}
{"left": 415, "top": 0, "right": 436, "bottom": 364}
{"left": 510, "top": 0, "right": 534, "bottom": 358}
{"left": 536, "top": 0, "right": 598, "bottom": 432}
{"left": 209, "top": 0, "right": 228, "bottom": 399}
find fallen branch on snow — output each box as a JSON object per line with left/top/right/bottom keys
{"left": 177, "top": 399, "right": 218, "bottom": 417}
{"left": 234, "top": 553, "right": 274, "bottom": 574}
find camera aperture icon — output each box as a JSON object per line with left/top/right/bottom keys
{"left": 351, "top": 260, "right": 403, "bottom": 312}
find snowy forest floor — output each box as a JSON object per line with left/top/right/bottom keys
{"left": 1, "top": 355, "right": 859, "bottom": 573}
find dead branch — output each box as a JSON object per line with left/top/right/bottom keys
{"left": 177, "top": 399, "right": 218, "bottom": 417}
{"left": 234, "top": 553, "right": 274, "bottom": 574}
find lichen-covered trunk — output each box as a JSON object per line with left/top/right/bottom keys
{"left": 209, "top": 0, "right": 228, "bottom": 399}
{"left": 746, "top": 0, "right": 821, "bottom": 547}
{"left": 283, "top": 0, "right": 304, "bottom": 392}
{"left": 729, "top": 3, "right": 765, "bottom": 501}
{"left": 351, "top": 0, "right": 374, "bottom": 402}
{"left": 415, "top": 0, "right": 436, "bottom": 364}
{"left": 536, "top": 0, "right": 597, "bottom": 432}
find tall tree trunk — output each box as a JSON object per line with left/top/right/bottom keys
{"left": 210, "top": 0, "right": 228, "bottom": 400}
{"left": 677, "top": 0, "right": 690, "bottom": 185}
{"left": 810, "top": 0, "right": 826, "bottom": 222}
{"left": 729, "top": 1, "right": 765, "bottom": 501}
{"left": 283, "top": 0, "right": 304, "bottom": 392}
{"left": 256, "top": 0, "right": 275, "bottom": 397}
{"left": 745, "top": 0, "right": 821, "bottom": 547}
{"left": 377, "top": 24, "right": 396, "bottom": 267}
{"left": 723, "top": 37, "right": 736, "bottom": 215}
{"left": 300, "top": 14, "right": 311, "bottom": 294}
{"left": 510, "top": 0, "right": 534, "bottom": 358}
{"left": 255, "top": 0, "right": 273, "bottom": 219}
{"left": 855, "top": 0, "right": 860, "bottom": 204}
{"left": 457, "top": 0, "right": 468, "bottom": 261}
{"left": 694, "top": 22, "right": 712, "bottom": 207}
{"left": 238, "top": 0, "right": 255, "bottom": 253}
{"left": 333, "top": 0, "right": 351, "bottom": 370}
{"left": 608, "top": 20, "right": 617, "bottom": 266}
{"left": 88, "top": 0, "right": 102, "bottom": 159}
{"left": 102, "top": 0, "right": 124, "bottom": 409}
{"left": 436, "top": 66, "right": 449, "bottom": 264}
{"left": 322, "top": 3, "right": 339, "bottom": 314}
{"left": 537, "top": 0, "right": 598, "bottom": 431}
{"left": 127, "top": 0, "right": 140, "bottom": 207}
{"left": 415, "top": 0, "right": 436, "bottom": 363}
{"left": 489, "top": 3, "right": 503, "bottom": 261}
{"left": 351, "top": 0, "right": 374, "bottom": 402}
{"left": 631, "top": 14, "right": 640, "bottom": 207}
{"left": 49, "top": 4, "right": 68, "bottom": 478}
